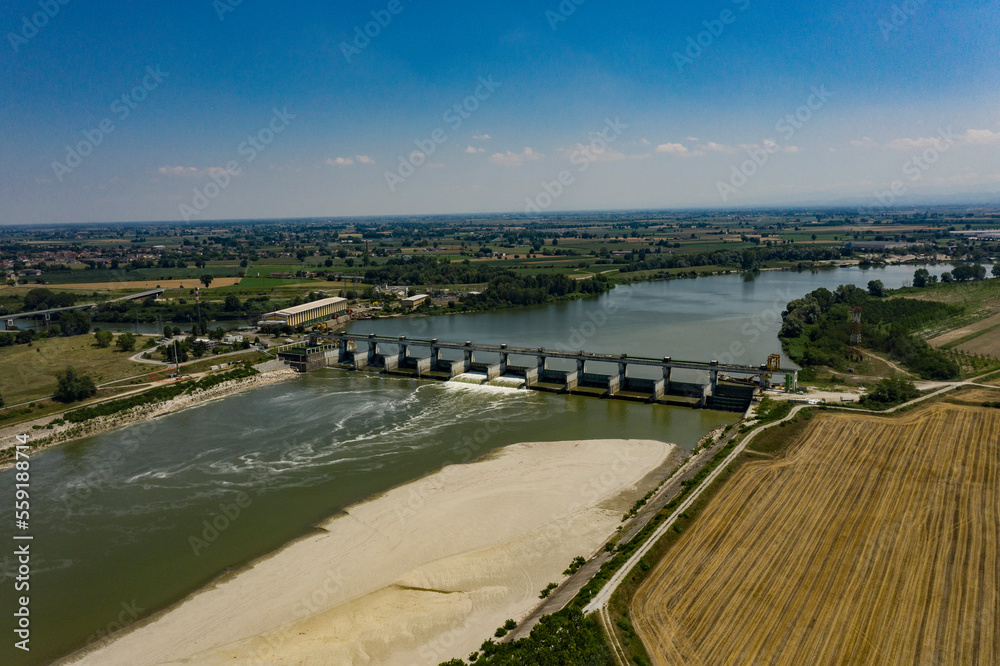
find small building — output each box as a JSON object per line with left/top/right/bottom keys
{"left": 401, "top": 294, "right": 429, "bottom": 310}
{"left": 259, "top": 297, "right": 348, "bottom": 329}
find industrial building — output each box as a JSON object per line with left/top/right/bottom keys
{"left": 401, "top": 294, "right": 429, "bottom": 310}
{"left": 259, "top": 297, "right": 347, "bottom": 328}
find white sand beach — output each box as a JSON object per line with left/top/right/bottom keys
{"left": 67, "top": 438, "right": 678, "bottom": 665}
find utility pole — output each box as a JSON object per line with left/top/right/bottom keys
{"left": 195, "top": 287, "right": 202, "bottom": 335}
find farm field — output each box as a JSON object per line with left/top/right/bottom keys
{"left": 44, "top": 278, "right": 244, "bottom": 291}
{"left": 632, "top": 401, "right": 1000, "bottom": 666}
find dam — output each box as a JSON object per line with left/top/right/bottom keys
{"left": 276, "top": 333, "right": 797, "bottom": 412}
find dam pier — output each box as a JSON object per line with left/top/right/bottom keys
{"left": 277, "top": 333, "right": 797, "bottom": 412}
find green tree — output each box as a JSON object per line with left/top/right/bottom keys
{"left": 116, "top": 332, "right": 137, "bottom": 352}
{"left": 94, "top": 329, "right": 113, "bottom": 348}
{"left": 54, "top": 367, "right": 98, "bottom": 403}
{"left": 0, "top": 391, "right": 5, "bottom": 408}
{"left": 224, "top": 294, "right": 242, "bottom": 312}
{"left": 200, "top": 274, "right": 214, "bottom": 288}
{"left": 912, "top": 268, "right": 930, "bottom": 288}
{"left": 163, "top": 325, "right": 173, "bottom": 339}
{"left": 993, "top": 264, "right": 1000, "bottom": 278}
{"left": 867, "top": 280, "right": 886, "bottom": 297}
{"left": 861, "top": 375, "right": 919, "bottom": 408}
{"left": 58, "top": 310, "right": 91, "bottom": 336}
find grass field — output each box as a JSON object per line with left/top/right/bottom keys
{"left": 0, "top": 335, "right": 148, "bottom": 405}
{"left": 632, "top": 401, "right": 1000, "bottom": 665}
{"left": 44, "top": 278, "right": 244, "bottom": 291}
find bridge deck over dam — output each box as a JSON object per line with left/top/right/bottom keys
{"left": 277, "top": 333, "right": 797, "bottom": 412}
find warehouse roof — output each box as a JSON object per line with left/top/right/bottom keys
{"left": 270, "top": 297, "right": 347, "bottom": 317}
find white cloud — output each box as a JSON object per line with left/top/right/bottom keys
{"left": 655, "top": 143, "right": 705, "bottom": 157}
{"left": 473, "top": 133, "right": 492, "bottom": 140}
{"left": 466, "top": 145, "right": 485, "bottom": 154}
{"left": 655, "top": 143, "right": 689, "bottom": 154}
{"left": 563, "top": 144, "right": 629, "bottom": 163}
{"left": 758, "top": 139, "right": 800, "bottom": 154}
{"left": 323, "top": 157, "right": 354, "bottom": 166}
{"left": 489, "top": 147, "right": 543, "bottom": 167}
{"left": 855, "top": 128, "right": 1000, "bottom": 152}
{"left": 355, "top": 154, "right": 375, "bottom": 164}
{"left": 961, "top": 128, "right": 1000, "bottom": 145}
{"left": 884, "top": 136, "right": 944, "bottom": 151}
{"left": 699, "top": 141, "right": 737, "bottom": 154}
{"left": 157, "top": 166, "right": 200, "bottom": 176}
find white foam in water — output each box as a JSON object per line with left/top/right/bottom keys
{"left": 451, "top": 372, "right": 488, "bottom": 385}
{"left": 447, "top": 373, "right": 525, "bottom": 393}
{"left": 488, "top": 375, "right": 527, "bottom": 389}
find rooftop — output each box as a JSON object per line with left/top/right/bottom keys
{"left": 270, "top": 297, "right": 347, "bottom": 317}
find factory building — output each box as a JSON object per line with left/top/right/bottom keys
{"left": 259, "top": 297, "right": 347, "bottom": 328}
{"left": 401, "top": 294, "right": 429, "bottom": 310}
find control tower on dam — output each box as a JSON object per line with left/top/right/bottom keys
{"left": 276, "top": 333, "right": 797, "bottom": 412}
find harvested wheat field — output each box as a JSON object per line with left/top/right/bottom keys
{"left": 633, "top": 403, "right": 1000, "bottom": 665}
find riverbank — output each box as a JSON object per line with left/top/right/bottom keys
{"left": 0, "top": 368, "right": 296, "bottom": 468}
{"left": 64, "top": 438, "right": 678, "bottom": 666}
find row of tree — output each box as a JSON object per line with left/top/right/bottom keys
{"left": 460, "top": 273, "right": 612, "bottom": 311}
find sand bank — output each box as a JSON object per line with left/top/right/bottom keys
{"left": 68, "top": 439, "right": 678, "bottom": 665}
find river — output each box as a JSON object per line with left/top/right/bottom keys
{"left": 0, "top": 263, "right": 985, "bottom": 664}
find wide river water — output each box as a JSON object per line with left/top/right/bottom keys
{"left": 0, "top": 263, "right": 978, "bottom": 664}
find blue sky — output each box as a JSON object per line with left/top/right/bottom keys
{"left": 1, "top": 0, "right": 998, "bottom": 224}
